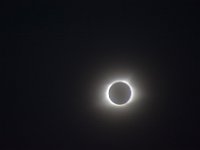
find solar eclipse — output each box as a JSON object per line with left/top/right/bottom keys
{"left": 106, "top": 80, "right": 135, "bottom": 107}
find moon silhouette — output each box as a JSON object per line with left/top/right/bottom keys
{"left": 106, "top": 80, "right": 134, "bottom": 106}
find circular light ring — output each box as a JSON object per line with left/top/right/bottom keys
{"left": 106, "top": 80, "right": 134, "bottom": 106}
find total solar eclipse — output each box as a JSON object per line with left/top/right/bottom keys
{"left": 106, "top": 80, "right": 134, "bottom": 106}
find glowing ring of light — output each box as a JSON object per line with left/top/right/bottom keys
{"left": 106, "top": 80, "right": 134, "bottom": 106}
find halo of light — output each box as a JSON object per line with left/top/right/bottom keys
{"left": 106, "top": 80, "right": 135, "bottom": 107}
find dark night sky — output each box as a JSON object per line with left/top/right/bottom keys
{"left": 1, "top": 0, "right": 200, "bottom": 149}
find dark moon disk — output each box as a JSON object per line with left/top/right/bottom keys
{"left": 108, "top": 82, "right": 131, "bottom": 105}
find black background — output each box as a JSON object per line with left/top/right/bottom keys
{"left": 1, "top": 0, "right": 200, "bottom": 149}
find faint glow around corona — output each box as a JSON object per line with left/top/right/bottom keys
{"left": 105, "top": 80, "right": 135, "bottom": 107}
